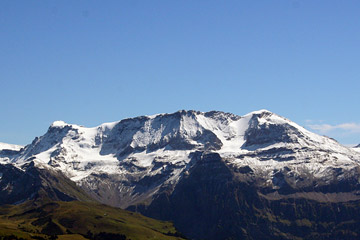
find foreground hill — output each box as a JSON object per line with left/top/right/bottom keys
{"left": 0, "top": 201, "right": 185, "bottom": 240}
{"left": 1, "top": 109, "right": 360, "bottom": 239}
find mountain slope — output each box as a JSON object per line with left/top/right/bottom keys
{"left": 0, "top": 162, "right": 93, "bottom": 206}
{"left": 134, "top": 151, "right": 360, "bottom": 239}
{"left": 0, "top": 143, "right": 23, "bottom": 165}
{"left": 3, "top": 110, "right": 360, "bottom": 206}
{"left": 354, "top": 144, "right": 360, "bottom": 153}
{"left": 2, "top": 109, "right": 360, "bottom": 239}
{"left": 0, "top": 201, "right": 185, "bottom": 240}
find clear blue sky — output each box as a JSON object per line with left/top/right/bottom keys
{"left": 1, "top": 1, "right": 360, "bottom": 146}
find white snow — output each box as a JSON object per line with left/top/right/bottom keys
{"left": 244, "top": 109, "right": 272, "bottom": 116}
{"left": 353, "top": 148, "right": 360, "bottom": 153}
{"left": 51, "top": 120, "right": 69, "bottom": 128}
{"left": 196, "top": 113, "right": 251, "bottom": 153}
{"left": 0, "top": 142, "right": 23, "bottom": 151}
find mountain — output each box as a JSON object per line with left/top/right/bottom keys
{"left": 2, "top": 109, "right": 360, "bottom": 239}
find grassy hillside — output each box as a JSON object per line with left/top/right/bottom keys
{"left": 0, "top": 201, "right": 186, "bottom": 240}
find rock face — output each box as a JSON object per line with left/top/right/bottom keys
{"left": 134, "top": 152, "right": 360, "bottom": 239}
{"left": 0, "top": 162, "right": 91, "bottom": 205}
{"left": 2, "top": 109, "right": 360, "bottom": 239}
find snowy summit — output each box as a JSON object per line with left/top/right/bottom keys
{"left": 1, "top": 109, "right": 360, "bottom": 208}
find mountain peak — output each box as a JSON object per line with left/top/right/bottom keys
{"left": 51, "top": 120, "right": 71, "bottom": 128}
{"left": 248, "top": 109, "right": 272, "bottom": 115}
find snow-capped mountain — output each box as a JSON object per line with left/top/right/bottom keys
{"left": 2, "top": 110, "right": 360, "bottom": 206}
{"left": 2, "top": 110, "right": 360, "bottom": 239}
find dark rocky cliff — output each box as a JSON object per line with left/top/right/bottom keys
{"left": 130, "top": 152, "right": 360, "bottom": 240}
